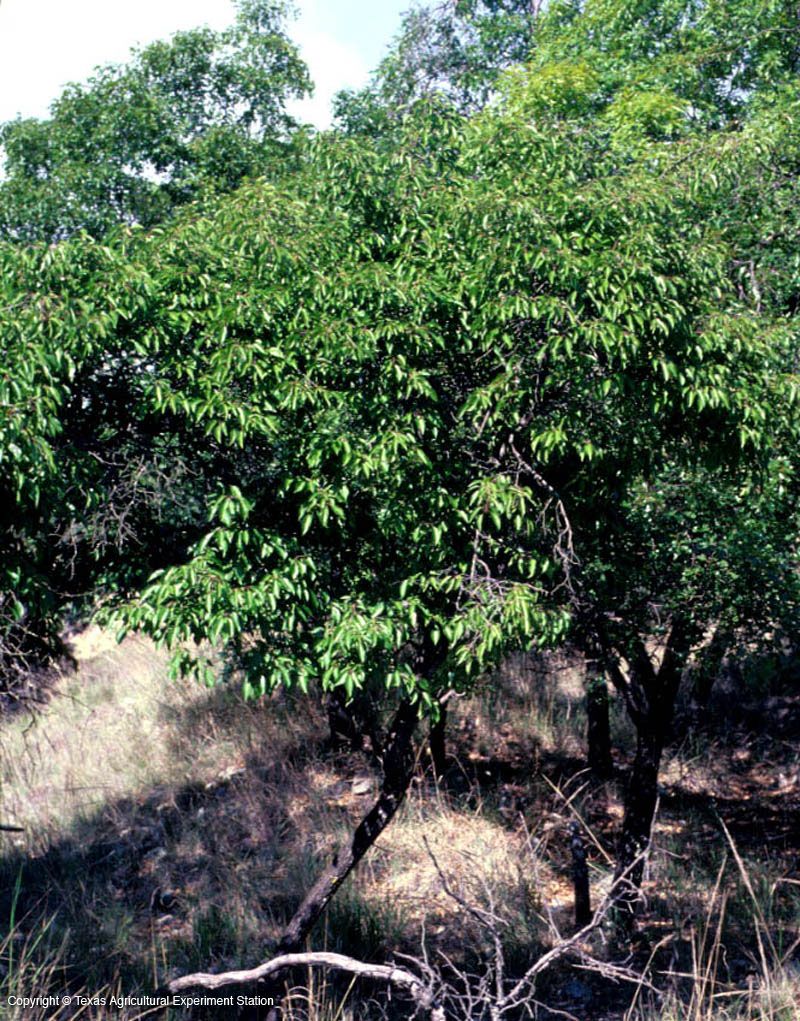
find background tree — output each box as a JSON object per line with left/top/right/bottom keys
{"left": 0, "top": 0, "right": 310, "bottom": 242}
{"left": 333, "top": 0, "right": 541, "bottom": 135}
{"left": 491, "top": 0, "right": 800, "bottom": 895}
{"left": 0, "top": 0, "right": 312, "bottom": 703}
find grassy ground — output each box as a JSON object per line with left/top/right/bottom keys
{"left": 0, "top": 633, "right": 798, "bottom": 1020}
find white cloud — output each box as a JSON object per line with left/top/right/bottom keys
{"left": 0, "top": 0, "right": 404, "bottom": 128}
{"left": 288, "top": 3, "right": 370, "bottom": 128}
{"left": 0, "top": 0, "right": 235, "bottom": 122}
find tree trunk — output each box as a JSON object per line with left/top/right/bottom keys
{"left": 586, "top": 675, "right": 613, "bottom": 780}
{"left": 690, "top": 671, "right": 715, "bottom": 720}
{"left": 276, "top": 697, "right": 419, "bottom": 954}
{"left": 429, "top": 703, "right": 447, "bottom": 778}
{"left": 610, "top": 617, "right": 695, "bottom": 920}
{"left": 261, "top": 697, "right": 419, "bottom": 1019}
{"left": 570, "top": 821, "right": 591, "bottom": 927}
{"left": 613, "top": 723, "right": 662, "bottom": 914}
{"left": 689, "top": 628, "right": 732, "bottom": 725}
{"left": 326, "top": 688, "right": 362, "bottom": 750}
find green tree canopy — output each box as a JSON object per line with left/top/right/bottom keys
{"left": 7, "top": 58, "right": 795, "bottom": 703}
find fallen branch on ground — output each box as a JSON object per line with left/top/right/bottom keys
{"left": 167, "top": 950, "right": 437, "bottom": 1010}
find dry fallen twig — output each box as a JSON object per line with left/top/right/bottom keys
{"left": 168, "top": 950, "right": 437, "bottom": 1010}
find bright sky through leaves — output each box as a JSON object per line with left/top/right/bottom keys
{"left": 0, "top": 0, "right": 408, "bottom": 128}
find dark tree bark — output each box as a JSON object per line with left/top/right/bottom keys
{"left": 586, "top": 674, "right": 614, "bottom": 780}
{"left": 263, "top": 644, "right": 447, "bottom": 1017}
{"left": 691, "top": 669, "right": 716, "bottom": 715}
{"left": 276, "top": 697, "right": 419, "bottom": 955}
{"left": 607, "top": 618, "right": 696, "bottom": 918}
{"left": 614, "top": 724, "right": 663, "bottom": 911}
{"left": 689, "top": 627, "right": 733, "bottom": 724}
{"left": 429, "top": 702, "right": 447, "bottom": 778}
{"left": 570, "top": 821, "right": 591, "bottom": 927}
{"left": 325, "top": 687, "right": 363, "bottom": 750}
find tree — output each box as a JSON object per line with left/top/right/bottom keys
{"left": 512, "top": 0, "right": 800, "bottom": 899}
{"left": 0, "top": 205, "right": 238, "bottom": 704}
{"left": 0, "top": 0, "right": 310, "bottom": 242}
{"left": 582, "top": 461, "right": 800, "bottom": 903}
{"left": 375, "top": 0, "right": 540, "bottom": 109}
{"left": 110, "top": 86, "right": 793, "bottom": 943}
{"left": 0, "top": 0, "right": 312, "bottom": 703}
{"left": 333, "top": 0, "right": 541, "bottom": 136}
{"left": 2, "top": 0, "right": 797, "bottom": 947}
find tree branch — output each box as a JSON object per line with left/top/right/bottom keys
{"left": 167, "top": 951, "right": 434, "bottom": 1007}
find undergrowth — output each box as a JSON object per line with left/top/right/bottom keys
{"left": 1, "top": 634, "right": 797, "bottom": 1019}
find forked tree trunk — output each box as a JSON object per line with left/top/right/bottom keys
{"left": 586, "top": 675, "right": 613, "bottom": 780}
{"left": 276, "top": 697, "right": 419, "bottom": 955}
{"left": 613, "top": 724, "right": 663, "bottom": 911}
{"left": 610, "top": 618, "right": 695, "bottom": 919}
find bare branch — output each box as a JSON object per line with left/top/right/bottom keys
{"left": 167, "top": 951, "right": 435, "bottom": 1008}
{"left": 167, "top": 842, "right": 656, "bottom": 1019}
{"left": 498, "top": 848, "right": 652, "bottom": 1013}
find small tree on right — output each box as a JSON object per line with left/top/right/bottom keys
{"left": 478, "top": 0, "right": 800, "bottom": 906}
{"left": 579, "top": 462, "right": 800, "bottom": 905}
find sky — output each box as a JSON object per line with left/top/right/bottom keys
{"left": 0, "top": 0, "right": 409, "bottom": 128}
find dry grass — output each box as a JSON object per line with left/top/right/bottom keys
{"left": 2, "top": 630, "right": 211, "bottom": 847}
{"left": 0, "top": 629, "right": 340, "bottom": 1016}
{"left": 1, "top": 633, "right": 798, "bottom": 1020}
{"left": 450, "top": 650, "right": 595, "bottom": 764}
{"left": 367, "top": 797, "right": 543, "bottom": 936}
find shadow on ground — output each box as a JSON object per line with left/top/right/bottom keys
{"left": 1, "top": 650, "right": 798, "bottom": 1020}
